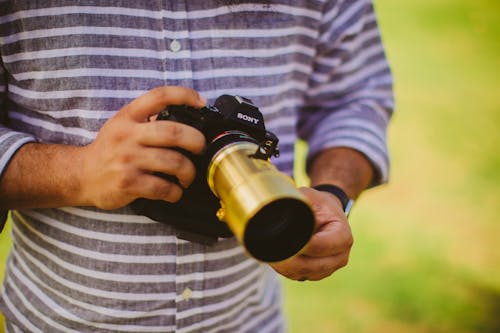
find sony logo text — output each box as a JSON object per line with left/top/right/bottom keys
{"left": 237, "top": 112, "right": 260, "bottom": 124}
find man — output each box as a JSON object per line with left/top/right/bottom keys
{"left": 0, "top": 1, "right": 393, "bottom": 332}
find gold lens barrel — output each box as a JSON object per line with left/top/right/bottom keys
{"left": 208, "top": 142, "right": 315, "bottom": 262}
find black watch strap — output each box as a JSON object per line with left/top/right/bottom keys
{"left": 313, "top": 184, "right": 354, "bottom": 216}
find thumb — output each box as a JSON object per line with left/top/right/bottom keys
{"left": 299, "top": 186, "right": 344, "bottom": 229}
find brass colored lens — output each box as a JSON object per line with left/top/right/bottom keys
{"left": 208, "top": 142, "right": 315, "bottom": 262}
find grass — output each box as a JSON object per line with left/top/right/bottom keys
{"left": 1, "top": 0, "right": 499, "bottom": 332}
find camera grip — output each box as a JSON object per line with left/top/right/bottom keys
{"left": 157, "top": 105, "right": 207, "bottom": 132}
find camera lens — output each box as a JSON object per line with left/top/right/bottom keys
{"left": 243, "top": 198, "right": 314, "bottom": 262}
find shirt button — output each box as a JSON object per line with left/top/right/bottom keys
{"left": 170, "top": 39, "right": 182, "bottom": 52}
{"left": 181, "top": 287, "right": 193, "bottom": 300}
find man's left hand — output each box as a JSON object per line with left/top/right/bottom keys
{"left": 270, "top": 186, "right": 353, "bottom": 281}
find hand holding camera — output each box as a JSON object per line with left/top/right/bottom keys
{"left": 80, "top": 86, "right": 207, "bottom": 210}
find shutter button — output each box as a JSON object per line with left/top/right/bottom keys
{"left": 170, "top": 40, "right": 182, "bottom": 52}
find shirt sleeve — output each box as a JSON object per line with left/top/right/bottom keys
{"left": 298, "top": 0, "right": 394, "bottom": 186}
{"left": 0, "top": 59, "right": 37, "bottom": 177}
{"left": 0, "top": 55, "right": 37, "bottom": 228}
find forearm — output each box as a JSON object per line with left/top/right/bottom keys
{"left": 308, "top": 147, "right": 374, "bottom": 199}
{"left": 0, "top": 142, "right": 87, "bottom": 210}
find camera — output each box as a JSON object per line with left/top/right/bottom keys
{"left": 132, "top": 95, "right": 314, "bottom": 262}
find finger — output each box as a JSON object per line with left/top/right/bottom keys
{"left": 136, "top": 121, "right": 206, "bottom": 154}
{"left": 135, "top": 148, "right": 197, "bottom": 188}
{"left": 300, "top": 221, "right": 353, "bottom": 258}
{"left": 298, "top": 253, "right": 350, "bottom": 281}
{"left": 122, "top": 86, "right": 207, "bottom": 122}
{"left": 271, "top": 253, "right": 349, "bottom": 281}
{"left": 129, "top": 173, "right": 184, "bottom": 203}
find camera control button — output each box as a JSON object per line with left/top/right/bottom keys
{"left": 170, "top": 39, "right": 182, "bottom": 53}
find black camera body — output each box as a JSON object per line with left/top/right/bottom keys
{"left": 132, "top": 95, "right": 280, "bottom": 243}
{"left": 158, "top": 94, "right": 280, "bottom": 164}
{"left": 133, "top": 95, "right": 314, "bottom": 262}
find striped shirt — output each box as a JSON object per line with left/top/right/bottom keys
{"left": 0, "top": 1, "right": 393, "bottom": 332}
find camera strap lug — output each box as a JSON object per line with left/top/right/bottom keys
{"left": 253, "top": 132, "right": 280, "bottom": 160}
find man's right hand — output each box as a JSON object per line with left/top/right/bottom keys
{"left": 0, "top": 86, "right": 206, "bottom": 211}
{"left": 80, "top": 86, "right": 207, "bottom": 210}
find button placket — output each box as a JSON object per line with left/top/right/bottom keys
{"left": 162, "top": 3, "right": 193, "bottom": 88}
{"left": 175, "top": 239, "right": 206, "bottom": 329}
{"left": 169, "top": 2, "right": 201, "bottom": 330}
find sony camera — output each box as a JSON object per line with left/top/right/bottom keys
{"left": 132, "top": 95, "right": 314, "bottom": 262}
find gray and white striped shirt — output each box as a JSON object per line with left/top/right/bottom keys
{"left": 0, "top": 1, "right": 393, "bottom": 332}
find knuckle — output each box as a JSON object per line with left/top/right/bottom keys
{"left": 337, "top": 255, "right": 350, "bottom": 269}
{"left": 118, "top": 152, "right": 134, "bottom": 165}
{"left": 113, "top": 165, "right": 134, "bottom": 187}
{"left": 168, "top": 151, "right": 185, "bottom": 170}
{"left": 308, "top": 264, "right": 338, "bottom": 281}
{"left": 117, "top": 174, "right": 134, "bottom": 190}
{"left": 150, "top": 181, "right": 169, "bottom": 198}
{"left": 111, "top": 122, "right": 134, "bottom": 144}
{"left": 296, "top": 266, "right": 312, "bottom": 279}
{"left": 164, "top": 123, "right": 184, "bottom": 144}
{"left": 154, "top": 181, "right": 182, "bottom": 202}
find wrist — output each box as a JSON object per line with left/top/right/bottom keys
{"left": 309, "top": 147, "right": 374, "bottom": 199}
{"left": 72, "top": 145, "right": 92, "bottom": 207}
{"left": 312, "top": 184, "right": 354, "bottom": 217}
{"left": 38, "top": 143, "right": 90, "bottom": 207}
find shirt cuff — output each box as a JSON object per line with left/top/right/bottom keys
{"left": 305, "top": 106, "right": 390, "bottom": 187}
{"left": 0, "top": 129, "right": 37, "bottom": 178}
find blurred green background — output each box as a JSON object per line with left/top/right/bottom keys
{"left": 0, "top": 0, "right": 499, "bottom": 332}
{"left": 285, "top": 0, "right": 500, "bottom": 332}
